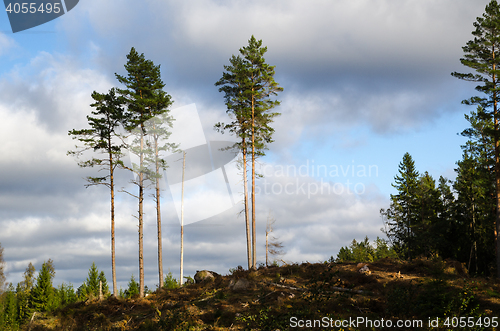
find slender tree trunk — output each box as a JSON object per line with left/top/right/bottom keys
{"left": 139, "top": 124, "right": 145, "bottom": 298}
{"left": 251, "top": 92, "right": 256, "bottom": 269}
{"left": 242, "top": 139, "right": 252, "bottom": 270}
{"left": 109, "top": 141, "right": 117, "bottom": 297}
{"left": 266, "top": 228, "right": 269, "bottom": 267}
{"left": 155, "top": 133, "right": 164, "bottom": 289}
{"left": 180, "top": 151, "right": 186, "bottom": 286}
{"left": 495, "top": 107, "right": 500, "bottom": 279}
{"left": 493, "top": 47, "right": 500, "bottom": 278}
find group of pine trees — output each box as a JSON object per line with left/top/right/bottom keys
{"left": 66, "top": 35, "right": 282, "bottom": 298}
{"left": 0, "top": 36, "right": 282, "bottom": 330}
{"left": 215, "top": 36, "right": 283, "bottom": 270}
{"left": 68, "top": 48, "right": 176, "bottom": 298}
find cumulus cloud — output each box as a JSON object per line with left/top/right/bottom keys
{"left": 0, "top": 33, "right": 16, "bottom": 57}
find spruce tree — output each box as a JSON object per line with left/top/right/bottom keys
{"left": 116, "top": 47, "right": 173, "bottom": 297}
{"left": 54, "top": 283, "right": 77, "bottom": 308}
{"left": 30, "top": 260, "right": 55, "bottom": 313}
{"left": 68, "top": 88, "right": 126, "bottom": 296}
{"left": 87, "top": 262, "right": 99, "bottom": 297}
{"left": 452, "top": 0, "right": 500, "bottom": 277}
{"left": 381, "top": 153, "right": 420, "bottom": 260}
{"left": 415, "top": 172, "right": 441, "bottom": 256}
{"left": 78, "top": 263, "right": 110, "bottom": 299}
{"left": 124, "top": 275, "right": 139, "bottom": 298}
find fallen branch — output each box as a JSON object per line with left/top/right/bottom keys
{"left": 269, "top": 282, "right": 306, "bottom": 291}
{"left": 330, "top": 286, "right": 364, "bottom": 294}
{"left": 269, "top": 282, "right": 364, "bottom": 294}
{"left": 255, "top": 290, "right": 277, "bottom": 302}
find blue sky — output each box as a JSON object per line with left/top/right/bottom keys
{"left": 0, "top": 0, "right": 488, "bottom": 291}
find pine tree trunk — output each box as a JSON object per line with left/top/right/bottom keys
{"left": 251, "top": 92, "right": 256, "bottom": 270}
{"left": 155, "top": 134, "right": 164, "bottom": 288}
{"left": 180, "top": 151, "right": 186, "bottom": 286}
{"left": 495, "top": 102, "right": 500, "bottom": 278}
{"left": 139, "top": 125, "right": 145, "bottom": 298}
{"left": 493, "top": 48, "right": 500, "bottom": 279}
{"left": 242, "top": 140, "right": 252, "bottom": 270}
{"left": 109, "top": 147, "right": 117, "bottom": 297}
{"left": 266, "top": 229, "right": 269, "bottom": 267}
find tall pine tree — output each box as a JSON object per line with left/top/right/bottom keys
{"left": 142, "top": 91, "right": 176, "bottom": 289}
{"left": 116, "top": 47, "right": 172, "bottom": 296}
{"left": 68, "top": 88, "right": 126, "bottom": 296}
{"left": 452, "top": 0, "right": 500, "bottom": 277}
{"left": 453, "top": 107, "right": 496, "bottom": 273}
{"left": 216, "top": 36, "right": 283, "bottom": 269}
{"left": 215, "top": 55, "right": 253, "bottom": 269}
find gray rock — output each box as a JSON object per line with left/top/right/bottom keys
{"left": 230, "top": 278, "right": 250, "bottom": 291}
{"left": 194, "top": 270, "right": 215, "bottom": 283}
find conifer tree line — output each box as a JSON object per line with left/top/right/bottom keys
{"left": 342, "top": 1, "right": 500, "bottom": 277}
{"left": 380, "top": 146, "right": 496, "bottom": 275}
{"left": 0, "top": 255, "right": 154, "bottom": 329}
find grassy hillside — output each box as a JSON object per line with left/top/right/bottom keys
{"left": 24, "top": 258, "right": 500, "bottom": 330}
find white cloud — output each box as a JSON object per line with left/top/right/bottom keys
{"left": 0, "top": 33, "right": 16, "bottom": 57}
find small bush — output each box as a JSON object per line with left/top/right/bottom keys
{"left": 163, "top": 271, "right": 179, "bottom": 290}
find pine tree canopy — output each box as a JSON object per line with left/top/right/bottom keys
{"left": 215, "top": 35, "right": 283, "bottom": 155}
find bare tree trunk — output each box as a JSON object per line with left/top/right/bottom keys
{"left": 242, "top": 140, "right": 252, "bottom": 270}
{"left": 266, "top": 228, "right": 269, "bottom": 267}
{"left": 139, "top": 125, "right": 145, "bottom": 298}
{"left": 180, "top": 151, "right": 186, "bottom": 286}
{"left": 154, "top": 133, "right": 164, "bottom": 289}
{"left": 251, "top": 92, "right": 256, "bottom": 270}
{"left": 495, "top": 120, "right": 500, "bottom": 278}
{"left": 109, "top": 142, "right": 117, "bottom": 297}
{"left": 493, "top": 48, "right": 500, "bottom": 278}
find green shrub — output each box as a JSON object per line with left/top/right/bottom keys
{"left": 163, "top": 271, "right": 179, "bottom": 289}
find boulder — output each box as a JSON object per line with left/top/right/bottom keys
{"left": 194, "top": 270, "right": 216, "bottom": 283}
{"left": 358, "top": 265, "right": 371, "bottom": 275}
{"left": 228, "top": 278, "right": 250, "bottom": 291}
